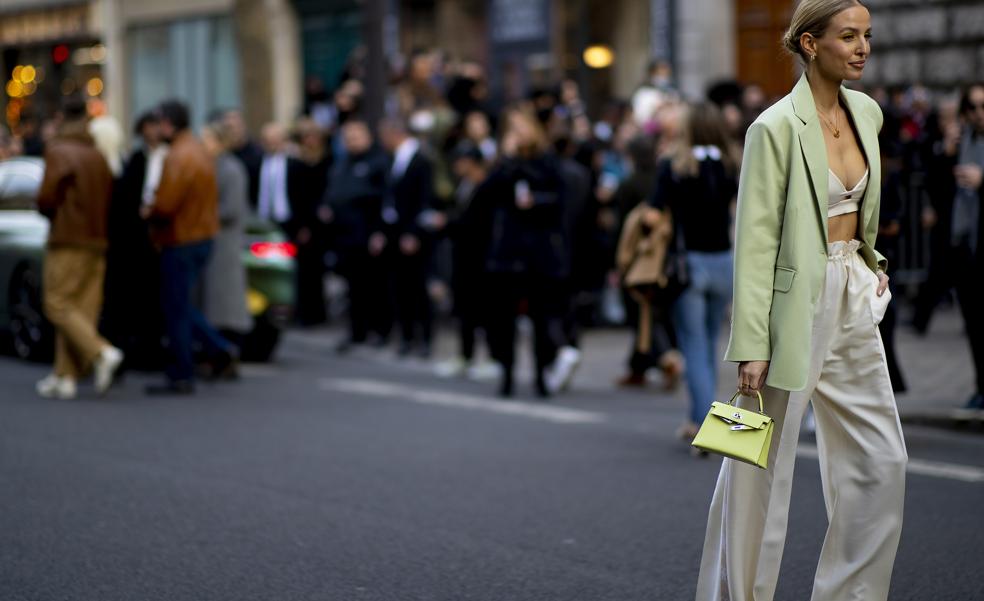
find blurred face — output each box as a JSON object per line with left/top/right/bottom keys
{"left": 140, "top": 121, "right": 161, "bottom": 147}
{"left": 159, "top": 119, "right": 176, "bottom": 142}
{"left": 201, "top": 128, "right": 223, "bottom": 157}
{"left": 343, "top": 122, "right": 372, "bottom": 155}
{"left": 964, "top": 86, "right": 984, "bottom": 134}
{"left": 222, "top": 111, "right": 247, "bottom": 147}
{"left": 465, "top": 112, "right": 490, "bottom": 140}
{"left": 805, "top": 5, "right": 871, "bottom": 82}
{"left": 260, "top": 124, "right": 286, "bottom": 154}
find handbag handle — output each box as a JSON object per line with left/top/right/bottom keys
{"left": 727, "top": 390, "right": 765, "bottom": 414}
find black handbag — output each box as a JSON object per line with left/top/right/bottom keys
{"left": 659, "top": 209, "right": 689, "bottom": 302}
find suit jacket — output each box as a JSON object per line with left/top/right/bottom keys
{"left": 724, "top": 74, "right": 886, "bottom": 392}
{"left": 384, "top": 151, "right": 434, "bottom": 240}
{"left": 926, "top": 128, "right": 984, "bottom": 261}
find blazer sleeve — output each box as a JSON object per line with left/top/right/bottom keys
{"left": 869, "top": 98, "right": 889, "bottom": 272}
{"left": 724, "top": 121, "right": 788, "bottom": 363}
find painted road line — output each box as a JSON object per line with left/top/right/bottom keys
{"left": 318, "top": 378, "right": 607, "bottom": 425}
{"left": 797, "top": 444, "right": 984, "bottom": 484}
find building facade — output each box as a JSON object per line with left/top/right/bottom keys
{"left": 0, "top": 0, "right": 301, "bottom": 138}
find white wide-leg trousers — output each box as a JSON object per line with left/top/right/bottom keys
{"left": 695, "top": 240, "right": 907, "bottom": 601}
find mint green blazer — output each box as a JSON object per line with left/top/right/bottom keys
{"left": 723, "top": 74, "right": 886, "bottom": 392}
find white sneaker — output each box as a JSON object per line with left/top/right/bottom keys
{"left": 545, "top": 346, "right": 582, "bottom": 394}
{"left": 36, "top": 375, "right": 77, "bottom": 400}
{"left": 93, "top": 345, "right": 124, "bottom": 395}
{"left": 434, "top": 357, "right": 468, "bottom": 378}
{"left": 467, "top": 361, "right": 502, "bottom": 382}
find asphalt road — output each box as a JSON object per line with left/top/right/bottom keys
{"left": 1, "top": 332, "right": 982, "bottom": 601}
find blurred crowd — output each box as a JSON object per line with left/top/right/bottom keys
{"left": 7, "top": 47, "right": 984, "bottom": 422}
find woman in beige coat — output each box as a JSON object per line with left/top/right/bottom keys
{"left": 695, "top": 1, "right": 907, "bottom": 600}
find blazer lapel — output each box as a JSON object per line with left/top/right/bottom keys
{"left": 842, "top": 90, "right": 881, "bottom": 239}
{"left": 791, "top": 74, "right": 830, "bottom": 246}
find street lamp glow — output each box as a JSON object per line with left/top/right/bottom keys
{"left": 19, "top": 65, "right": 36, "bottom": 84}
{"left": 583, "top": 45, "right": 614, "bottom": 69}
{"left": 86, "top": 77, "right": 104, "bottom": 97}
{"left": 6, "top": 80, "right": 24, "bottom": 98}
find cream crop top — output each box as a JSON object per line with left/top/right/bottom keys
{"left": 828, "top": 168, "right": 868, "bottom": 217}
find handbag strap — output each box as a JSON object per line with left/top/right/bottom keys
{"left": 728, "top": 390, "right": 765, "bottom": 414}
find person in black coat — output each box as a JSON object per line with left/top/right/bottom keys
{"left": 443, "top": 142, "right": 493, "bottom": 372}
{"left": 378, "top": 118, "right": 437, "bottom": 357}
{"left": 221, "top": 109, "right": 265, "bottom": 208}
{"left": 286, "top": 118, "right": 332, "bottom": 326}
{"left": 102, "top": 111, "right": 165, "bottom": 369}
{"left": 320, "top": 120, "right": 391, "bottom": 351}
{"left": 482, "top": 107, "right": 568, "bottom": 397}
{"left": 919, "top": 84, "right": 984, "bottom": 408}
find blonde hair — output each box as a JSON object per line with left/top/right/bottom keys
{"left": 667, "top": 102, "right": 741, "bottom": 179}
{"left": 88, "top": 115, "right": 124, "bottom": 177}
{"left": 782, "top": 0, "right": 864, "bottom": 63}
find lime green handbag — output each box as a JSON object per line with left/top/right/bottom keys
{"left": 692, "top": 390, "right": 774, "bottom": 469}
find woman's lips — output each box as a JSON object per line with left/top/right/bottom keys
{"left": 849, "top": 61, "right": 866, "bottom": 69}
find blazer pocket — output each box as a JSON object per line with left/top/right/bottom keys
{"left": 773, "top": 266, "right": 796, "bottom": 292}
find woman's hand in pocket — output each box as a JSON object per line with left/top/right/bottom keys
{"left": 876, "top": 270, "right": 889, "bottom": 297}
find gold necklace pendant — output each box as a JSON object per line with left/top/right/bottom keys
{"left": 818, "top": 110, "right": 840, "bottom": 138}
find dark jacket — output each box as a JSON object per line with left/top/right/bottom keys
{"left": 149, "top": 130, "right": 220, "bottom": 247}
{"left": 324, "top": 148, "right": 388, "bottom": 256}
{"left": 37, "top": 121, "right": 113, "bottom": 250}
{"left": 286, "top": 155, "right": 331, "bottom": 240}
{"left": 483, "top": 154, "right": 568, "bottom": 279}
{"left": 926, "top": 130, "right": 984, "bottom": 261}
{"left": 232, "top": 139, "right": 264, "bottom": 208}
{"left": 383, "top": 150, "right": 435, "bottom": 240}
{"left": 648, "top": 155, "right": 737, "bottom": 253}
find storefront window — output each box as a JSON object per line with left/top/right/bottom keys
{"left": 128, "top": 16, "right": 241, "bottom": 129}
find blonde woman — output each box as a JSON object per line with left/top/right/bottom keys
{"left": 645, "top": 103, "right": 740, "bottom": 439}
{"left": 695, "top": 1, "right": 906, "bottom": 600}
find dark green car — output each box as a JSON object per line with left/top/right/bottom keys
{"left": 0, "top": 156, "right": 295, "bottom": 363}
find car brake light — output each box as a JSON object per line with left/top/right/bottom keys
{"left": 250, "top": 241, "right": 297, "bottom": 259}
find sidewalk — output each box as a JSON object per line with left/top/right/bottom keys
{"left": 286, "top": 304, "right": 979, "bottom": 425}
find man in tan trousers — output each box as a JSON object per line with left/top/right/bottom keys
{"left": 36, "top": 97, "right": 123, "bottom": 399}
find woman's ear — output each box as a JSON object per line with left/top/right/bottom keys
{"left": 799, "top": 32, "right": 817, "bottom": 59}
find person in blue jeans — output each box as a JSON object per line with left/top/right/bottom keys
{"left": 646, "top": 102, "right": 740, "bottom": 442}
{"left": 143, "top": 100, "right": 235, "bottom": 394}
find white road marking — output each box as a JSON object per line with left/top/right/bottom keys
{"left": 318, "top": 377, "right": 984, "bottom": 483}
{"left": 797, "top": 444, "right": 984, "bottom": 483}
{"left": 318, "top": 378, "right": 607, "bottom": 425}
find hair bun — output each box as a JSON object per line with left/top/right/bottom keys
{"left": 781, "top": 28, "right": 800, "bottom": 56}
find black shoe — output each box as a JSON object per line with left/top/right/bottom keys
{"left": 534, "top": 371, "right": 550, "bottom": 399}
{"left": 212, "top": 350, "right": 240, "bottom": 380}
{"left": 966, "top": 393, "right": 984, "bottom": 409}
{"left": 145, "top": 380, "right": 195, "bottom": 395}
{"left": 498, "top": 371, "right": 514, "bottom": 398}
{"left": 334, "top": 338, "right": 362, "bottom": 355}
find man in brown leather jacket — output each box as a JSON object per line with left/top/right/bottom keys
{"left": 36, "top": 97, "right": 123, "bottom": 399}
{"left": 143, "top": 99, "right": 234, "bottom": 394}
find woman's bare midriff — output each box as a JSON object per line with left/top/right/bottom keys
{"left": 828, "top": 211, "right": 860, "bottom": 243}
